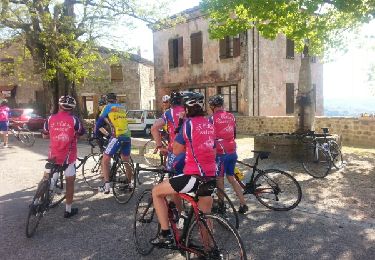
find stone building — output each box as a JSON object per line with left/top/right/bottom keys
{"left": 0, "top": 40, "right": 155, "bottom": 116}
{"left": 153, "top": 6, "right": 323, "bottom": 116}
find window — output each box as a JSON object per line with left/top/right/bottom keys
{"left": 218, "top": 85, "right": 238, "bottom": 112}
{"left": 286, "top": 38, "right": 294, "bottom": 59}
{"left": 0, "top": 58, "right": 15, "bottom": 76}
{"left": 110, "top": 64, "right": 123, "bottom": 82}
{"left": 286, "top": 83, "right": 294, "bottom": 114}
{"left": 311, "top": 56, "right": 317, "bottom": 63}
{"left": 219, "top": 36, "right": 240, "bottom": 59}
{"left": 168, "top": 37, "right": 183, "bottom": 68}
{"left": 191, "top": 32, "right": 203, "bottom": 64}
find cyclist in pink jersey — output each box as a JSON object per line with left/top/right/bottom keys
{"left": 43, "top": 96, "right": 85, "bottom": 218}
{"left": 209, "top": 95, "right": 248, "bottom": 214}
{"left": 0, "top": 99, "right": 10, "bottom": 148}
{"left": 151, "top": 92, "right": 216, "bottom": 247}
{"left": 151, "top": 91, "right": 185, "bottom": 169}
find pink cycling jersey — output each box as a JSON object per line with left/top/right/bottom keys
{"left": 210, "top": 109, "right": 236, "bottom": 155}
{"left": 0, "top": 105, "right": 10, "bottom": 121}
{"left": 162, "top": 105, "right": 184, "bottom": 150}
{"left": 181, "top": 117, "right": 216, "bottom": 177}
{"left": 44, "top": 111, "right": 84, "bottom": 165}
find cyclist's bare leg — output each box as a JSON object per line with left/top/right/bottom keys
{"left": 1, "top": 131, "right": 8, "bottom": 146}
{"left": 152, "top": 180, "right": 177, "bottom": 230}
{"left": 227, "top": 175, "right": 246, "bottom": 206}
{"left": 120, "top": 154, "right": 133, "bottom": 181}
{"left": 101, "top": 154, "right": 111, "bottom": 183}
{"left": 216, "top": 176, "right": 225, "bottom": 201}
{"left": 65, "top": 176, "right": 75, "bottom": 205}
{"left": 172, "top": 194, "right": 183, "bottom": 213}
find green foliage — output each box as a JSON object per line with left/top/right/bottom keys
{"left": 201, "top": 0, "right": 375, "bottom": 56}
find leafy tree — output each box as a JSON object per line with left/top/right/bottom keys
{"left": 201, "top": 0, "right": 375, "bottom": 132}
{"left": 0, "top": 0, "right": 171, "bottom": 114}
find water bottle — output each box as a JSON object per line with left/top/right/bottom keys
{"left": 49, "top": 172, "right": 59, "bottom": 191}
{"left": 323, "top": 143, "right": 329, "bottom": 152}
{"left": 177, "top": 211, "right": 187, "bottom": 229}
{"left": 169, "top": 202, "right": 179, "bottom": 223}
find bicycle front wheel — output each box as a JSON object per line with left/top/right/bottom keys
{"left": 82, "top": 153, "right": 103, "bottom": 189}
{"left": 211, "top": 187, "right": 239, "bottom": 229}
{"left": 185, "top": 214, "right": 247, "bottom": 260}
{"left": 329, "top": 141, "right": 344, "bottom": 169}
{"left": 302, "top": 145, "right": 331, "bottom": 178}
{"left": 26, "top": 180, "right": 48, "bottom": 238}
{"left": 112, "top": 162, "right": 136, "bottom": 204}
{"left": 133, "top": 189, "right": 159, "bottom": 255}
{"left": 19, "top": 129, "right": 35, "bottom": 147}
{"left": 142, "top": 139, "right": 163, "bottom": 167}
{"left": 254, "top": 169, "right": 302, "bottom": 211}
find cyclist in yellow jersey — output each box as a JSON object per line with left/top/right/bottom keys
{"left": 94, "top": 93, "right": 133, "bottom": 194}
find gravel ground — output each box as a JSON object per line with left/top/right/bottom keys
{"left": 0, "top": 135, "right": 374, "bottom": 260}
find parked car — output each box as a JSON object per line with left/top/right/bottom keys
{"left": 127, "top": 110, "right": 161, "bottom": 136}
{"left": 9, "top": 108, "right": 46, "bottom": 131}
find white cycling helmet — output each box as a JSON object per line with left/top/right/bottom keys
{"left": 58, "top": 95, "right": 76, "bottom": 110}
{"left": 162, "top": 95, "right": 170, "bottom": 103}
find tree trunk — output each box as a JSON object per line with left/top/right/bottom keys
{"left": 294, "top": 45, "right": 315, "bottom": 133}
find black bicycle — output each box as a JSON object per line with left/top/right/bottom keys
{"left": 299, "top": 128, "right": 344, "bottom": 178}
{"left": 133, "top": 165, "right": 247, "bottom": 259}
{"left": 81, "top": 139, "right": 136, "bottom": 204}
{"left": 9, "top": 123, "right": 35, "bottom": 147}
{"left": 26, "top": 160, "right": 68, "bottom": 238}
{"left": 235, "top": 151, "right": 302, "bottom": 211}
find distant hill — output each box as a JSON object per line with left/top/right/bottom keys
{"left": 324, "top": 97, "right": 375, "bottom": 116}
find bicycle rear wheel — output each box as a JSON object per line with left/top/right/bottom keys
{"left": 211, "top": 187, "right": 239, "bottom": 229}
{"left": 254, "top": 169, "right": 302, "bottom": 211}
{"left": 302, "top": 145, "right": 331, "bottom": 178}
{"left": 329, "top": 141, "right": 344, "bottom": 169}
{"left": 185, "top": 214, "right": 247, "bottom": 260}
{"left": 19, "top": 129, "right": 35, "bottom": 147}
{"left": 112, "top": 162, "right": 136, "bottom": 204}
{"left": 26, "top": 180, "right": 48, "bottom": 238}
{"left": 133, "top": 189, "right": 159, "bottom": 255}
{"left": 142, "top": 139, "right": 163, "bottom": 167}
{"left": 82, "top": 153, "right": 103, "bottom": 189}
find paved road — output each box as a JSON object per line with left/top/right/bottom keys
{"left": 0, "top": 136, "right": 374, "bottom": 260}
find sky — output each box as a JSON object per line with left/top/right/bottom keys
{"left": 115, "top": 0, "right": 375, "bottom": 101}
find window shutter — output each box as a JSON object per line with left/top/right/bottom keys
{"left": 219, "top": 38, "right": 227, "bottom": 59}
{"left": 286, "top": 38, "right": 294, "bottom": 59}
{"left": 191, "top": 32, "right": 203, "bottom": 64}
{"left": 110, "top": 64, "right": 123, "bottom": 82}
{"left": 233, "top": 37, "right": 240, "bottom": 57}
{"left": 177, "top": 37, "right": 184, "bottom": 67}
{"left": 168, "top": 39, "right": 174, "bottom": 68}
{"left": 286, "top": 83, "right": 294, "bottom": 114}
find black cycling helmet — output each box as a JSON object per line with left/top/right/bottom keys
{"left": 106, "top": 92, "right": 117, "bottom": 102}
{"left": 183, "top": 92, "right": 204, "bottom": 108}
{"left": 208, "top": 95, "right": 224, "bottom": 107}
{"left": 170, "top": 91, "right": 183, "bottom": 105}
{"left": 58, "top": 95, "right": 76, "bottom": 110}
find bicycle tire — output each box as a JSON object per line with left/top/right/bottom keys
{"left": 112, "top": 161, "right": 136, "bottom": 204}
{"left": 133, "top": 189, "right": 160, "bottom": 255}
{"left": 329, "top": 141, "right": 344, "bottom": 169}
{"left": 302, "top": 145, "right": 331, "bottom": 178}
{"left": 211, "top": 187, "right": 239, "bottom": 229}
{"left": 253, "top": 169, "right": 302, "bottom": 211}
{"left": 142, "top": 139, "right": 163, "bottom": 167}
{"left": 81, "top": 153, "right": 103, "bottom": 189}
{"left": 19, "top": 129, "right": 35, "bottom": 147}
{"left": 26, "top": 180, "right": 48, "bottom": 238}
{"left": 185, "top": 213, "right": 247, "bottom": 260}
{"left": 49, "top": 173, "right": 66, "bottom": 208}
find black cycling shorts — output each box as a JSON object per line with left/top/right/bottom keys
{"left": 169, "top": 175, "right": 216, "bottom": 196}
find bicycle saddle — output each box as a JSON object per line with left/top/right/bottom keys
{"left": 251, "top": 150, "right": 271, "bottom": 160}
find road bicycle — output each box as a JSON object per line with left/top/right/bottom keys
{"left": 299, "top": 128, "right": 344, "bottom": 178}
{"left": 81, "top": 138, "right": 136, "bottom": 204}
{"left": 25, "top": 160, "right": 69, "bottom": 238}
{"left": 9, "top": 123, "right": 35, "bottom": 147}
{"left": 141, "top": 134, "right": 169, "bottom": 167}
{"left": 235, "top": 151, "right": 302, "bottom": 211}
{"left": 135, "top": 164, "right": 239, "bottom": 229}
{"left": 133, "top": 166, "right": 247, "bottom": 259}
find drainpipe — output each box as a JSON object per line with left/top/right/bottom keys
{"left": 252, "top": 28, "right": 255, "bottom": 116}
{"left": 257, "top": 30, "right": 260, "bottom": 116}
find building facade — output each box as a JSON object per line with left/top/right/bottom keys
{"left": 153, "top": 7, "right": 324, "bottom": 116}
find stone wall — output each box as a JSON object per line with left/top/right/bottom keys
{"left": 236, "top": 116, "right": 375, "bottom": 147}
